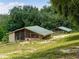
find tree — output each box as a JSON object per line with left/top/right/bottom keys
{"left": 40, "top": 6, "right": 72, "bottom": 29}
{"left": 22, "top": 6, "right": 41, "bottom": 26}
{"left": 50, "top": 0, "right": 79, "bottom": 30}
{"left": 8, "top": 5, "right": 74, "bottom": 31}
{"left": 50, "top": 0, "right": 79, "bottom": 16}
{"left": 8, "top": 6, "right": 43, "bottom": 31}
{"left": 8, "top": 7, "right": 25, "bottom": 31}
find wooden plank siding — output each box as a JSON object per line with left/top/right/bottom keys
{"left": 25, "top": 29, "right": 43, "bottom": 40}
{"left": 15, "top": 29, "right": 25, "bottom": 41}
{"left": 15, "top": 29, "right": 43, "bottom": 41}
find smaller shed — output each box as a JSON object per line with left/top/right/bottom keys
{"left": 9, "top": 26, "right": 53, "bottom": 43}
{"left": 54, "top": 26, "right": 72, "bottom": 33}
{"left": 58, "top": 26, "right": 72, "bottom": 32}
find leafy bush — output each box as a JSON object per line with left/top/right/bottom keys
{"left": 0, "top": 29, "right": 4, "bottom": 41}
{"left": 2, "top": 34, "right": 9, "bottom": 43}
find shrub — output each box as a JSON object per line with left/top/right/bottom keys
{"left": 0, "top": 29, "right": 4, "bottom": 41}
{"left": 2, "top": 34, "right": 9, "bottom": 43}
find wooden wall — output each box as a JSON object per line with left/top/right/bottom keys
{"left": 15, "top": 29, "right": 25, "bottom": 40}
{"left": 15, "top": 29, "right": 43, "bottom": 41}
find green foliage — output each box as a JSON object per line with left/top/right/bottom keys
{"left": 7, "top": 7, "right": 25, "bottom": 31}
{"left": 2, "top": 34, "right": 9, "bottom": 43}
{"left": 40, "top": 6, "right": 72, "bottom": 29}
{"left": 0, "top": 28, "right": 4, "bottom": 41}
{"left": 0, "top": 15, "right": 10, "bottom": 42}
{"left": 50, "top": 0, "right": 79, "bottom": 16}
{"left": 7, "top": 5, "right": 76, "bottom": 32}
{"left": 7, "top": 6, "right": 43, "bottom": 31}
{"left": 7, "top": 19, "right": 24, "bottom": 31}
{"left": 51, "top": 0, "right": 79, "bottom": 30}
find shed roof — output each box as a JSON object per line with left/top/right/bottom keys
{"left": 58, "top": 26, "right": 72, "bottom": 32}
{"left": 10, "top": 26, "right": 53, "bottom": 36}
{"left": 25, "top": 26, "right": 53, "bottom": 36}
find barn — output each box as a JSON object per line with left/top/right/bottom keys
{"left": 9, "top": 26, "right": 53, "bottom": 43}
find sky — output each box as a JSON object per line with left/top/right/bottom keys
{"left": 0, "top": 0, "right": 50, "bottom": 14}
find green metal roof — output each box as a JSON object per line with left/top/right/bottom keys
{"left": 25, "top": 26, "right": 53, "bottom": 36}
{"left": 58, "top": 26, "right": 72, "bottom": 32}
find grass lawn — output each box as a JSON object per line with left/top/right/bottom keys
{"left": 0, "top": 32, "right": 79, "bottom": 59}
{"left": 5, "top": 40, "right": 79, "bottom": 59}
{"left": 0, "top": 43, "right": 19, "bottom": 53}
